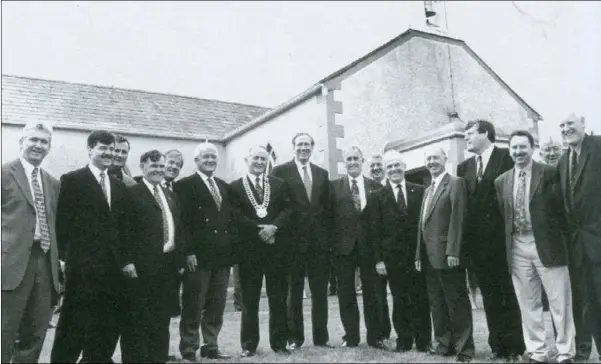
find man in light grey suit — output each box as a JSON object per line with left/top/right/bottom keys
{"left": 415, "top": 147, "right": 474, "bottom": 363}
{"left": 2, "top": 122, "right": 61, "bottom": 363}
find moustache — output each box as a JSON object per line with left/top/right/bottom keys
{"left": 101, "top": 154, "right": 113, "bottom": 159}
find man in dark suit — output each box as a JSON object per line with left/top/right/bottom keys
{"left": 177, "top": 142, "right": 235, "bottom": 361}
{"left": 329, "top": 146, "right": 385, "bottom": 350}
{"left": 416, "top": 147, "right": 474, "bottom": 363}
{"left": 372, "top": 150, "right": 431, "bottom": 353}
{"left": 557, "top": 113, "right": 601, "bottom": 362}
{"left": 271, "top": 132, "right": 332, "bottom": 349}
{"left": 368, "top": 153, "right": 392, "bottom": 341}
{"left": 108, "top": 134, "right": 137, "bottom": 187}
{"left": 457, "top": 120, "right": 525, "bottom": 360}
{"left": 230, "top": 145, "right": 292, "bottom": 357}
{"left": 2, "top": 122, "right": 61, "bottom": 363}
{"left": 50, "top": 130, "right": 128, "bottom": 363}
{"left": 495, "top": 130, "right": 575, "bottom": 363}
{"left": 119, "top": 150, "right": 185, "bottom": 363}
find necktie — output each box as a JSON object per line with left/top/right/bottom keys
{"left": 570, "top": 149, "right": 578, "bottom": 186}
{"left": 99, "top": 171, "right": 109, "bottom": 206}
{"left": 351, "top": 179, "right": 361, "bottom": 212}
{"left": 31, "top": 168, "right": 50, "bottom": 253}
{"left": 422, "top": 180, "right": 436, "bottom": 227}
{"left": 207, "top": 177, "right": 222, "bottom": 211}
{"left": 302, "top": 166, "right": 312, "bottom": 202}
{"left": 164, "top": 181, "right": 173, "bottom": 192}
{"left": 396, "top": 184, "right": 406, "bottom": 212}
{"left": 476, "top": 156, "right": 483, "bottom": 182}
{"left": 255, "top": 176, "right": 263, "bottom": 204}
{"left": 153, "top": 185, "right": 170, "bottom": 245}
{"left": 514, "top": 170, "right": 529, "bottom": 234}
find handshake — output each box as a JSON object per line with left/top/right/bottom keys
{"left": 258, "top": 224, "right": 277, "bottom": 245}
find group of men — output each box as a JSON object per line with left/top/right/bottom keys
{"left": 2, "top": 113, "right": 600, "bottom": 364}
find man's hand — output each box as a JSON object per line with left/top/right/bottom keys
{"left": 415, "top": 260, "right": 422, "bottom": 272}
{"left": 258, "top": 224, "right": 277, "bottom": 241}
{"left": 186, "top": 255, "right": 198, "bottom": 272}
{"left": 122, "top": 263, "right": 138, "bottom": 279}
{"left": 375, "top": 261, "right": 387, "bottom": 276}
{"left": 447, "top": 256, "right": 460, "bottom": 268}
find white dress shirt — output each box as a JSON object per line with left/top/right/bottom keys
{"left": 513, "top": 161, "right": 533, "bottom": 231}
{"left": 294, "top": 159, "right": 312, "bottom": 183}
{"left": 392, "top": 179, "right": 407, "bottom": 206}
{"left": 20, "top": 157, "right": 43, "bottom": 240}
{"left": 247, "top": 173, "right": 265, "bottom": 191}
{"left": 88, "top": 163, "right": 111, "bottom": 208}
{"left": 479, "top": 143, "right": 496, "bottom": 172}
{"left": 143, "top": 178, "right": 176, "bottom": 253}
{"left": 380, "top": 178, "right": 388, "bottom": 187}
{"left": 348, "top": 174, "right": 367, "bottom": 211}
{"left": 196, "top": 170, "right": 222, "bottom": 200}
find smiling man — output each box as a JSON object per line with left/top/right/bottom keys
{"left": 161, "top": 149, "right": 184, "bottom": 192}
{"left": 539, "top": 139, "right": 564, "bottom": 167}
{"left": 108, "top": 134, "right": 137, "bottom": 187}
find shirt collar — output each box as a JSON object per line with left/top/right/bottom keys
{"left": 570, "top": 137, "right": 585, "bottom": 156}
{"left": 294, "top": 159, "right": 311, "bottom": 171}
{"left": 515, "top": 160, "right": 533, "bottom": 175}
{"left": 88, "top": 163, "right": 107, "bottom": 180}
{"left": 247, "top": 173, "right": 264, "bottom": 184}
{"left": 348, "top": 174, "right": 364, "bottom": 185}
{"left": 393, "top": 179, "right": 406, "bottom": 189}
{"left": 142, "top": 178, "right": 161, "bottom": 194}
{"left": 379, "top": 178, "right": 388, "bottom": 186}
{"left": 19, "top": 157, "right": 38, "bottom": 177}
{"left": 479, "top": 143, "right": 495, "bottom": 164}
{"left": 196, "top": 170, "right": 213, "bottom": 183}
{"left": 431, "top": 171, "right": 448, "bottom": 186}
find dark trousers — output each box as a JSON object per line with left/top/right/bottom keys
{"left": 334, "top": 248, "right": 380, "bottom": 346}
{"left": 1, "top": 244, "right": 54, "bottom": 363}
{"left": 179, "top": 266, "right": 230, "bottom": 357}
{"left": 426, "top": 264, "right": 475, "bottom": 358}
{"left": 571, "top": 260, "right": 601, "bottom": 361}
{"left": 328, "top": 253, "right": 338, "bottom": 294}
{"left": 239, "top": 249, "right": 288, "bottom": 352}
{"left": 386, "top": 262, "right": 431, "bottom": 350}
{"left": 472, "top": 256, "right": 525, "bottom": 356}
{"left": 287, "top": 247, "right": 330, "bottom": 346}
{"left": 374, "top": 274, "right": 392, "bottom": 340}
{"left": 232, "top": 264, "right": 243, "bottom": 310}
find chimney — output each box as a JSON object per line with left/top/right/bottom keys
{"left": 423, "top": 1, "right": 449, "bottom": 35}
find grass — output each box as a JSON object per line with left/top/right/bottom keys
{"left": 40, "top": 290, "right": 597, "bottom": 363}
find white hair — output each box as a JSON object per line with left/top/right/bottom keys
{"left": 21, "top": 121, "right": 53, "bottom": 140}
{"left": 382, "top": 150, "right": 406, "bottom": 167}
{"left": 247, "top": 145, "right": 268, "bottom": 157}
{"left": 193, "top": 142, "right": 218, "bottom": 159}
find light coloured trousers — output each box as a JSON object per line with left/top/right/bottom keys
{"left": 511, "top": 233, "right": 575, "bottom": 363}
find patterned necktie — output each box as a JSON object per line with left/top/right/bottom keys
{"left": 422, "top": 180, "right": 436, "bottom": 227}
{"left": 570, "top": 149, "right": 578, "bottom": 186}
{"left": 31, "top": 168, "right": 50, "bottom": 253}
{"left": 207, "top": 177, "right": 222, "bottom": 211}
{"left": 302, "top": 166, "right": 312, "bottom": 202}
{"left": 164, "top": 181, "right": 173, "bottom": 192}
{"left": 476, "top": 156, "right": 483, "bottom": 182}
{"left": 255, "top": 176, "right": 263, "bottom": 204}
{"left": 99, "top": 171, "right": 109, "bottom": 206}
{"left": 396, "top": 184, "right": 406, "bottom": 212}
{"left": 514, "top": 170, "right": 529, "bottom": 233}
{"left": 153, "top": 185, "right": 170, "bottom": 245}
{"left": 351, "top": 179, "right": 361, "bottom": 212}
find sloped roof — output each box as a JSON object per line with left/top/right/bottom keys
{"left": 223, "top": 28, "right": 542, "bottom": 141}
{"left": 1, "top": 75, "right": 269, "bottom": 140}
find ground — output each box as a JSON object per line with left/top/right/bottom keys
{"left": 40, "top": 291, "right": 596, "bottom": 363}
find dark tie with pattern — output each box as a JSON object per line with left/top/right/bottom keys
{"left": 396, "top": 184, "right": 406, "bottom": 212}
{"left": 164, "top": 181, "right": 173, "bottom": 192}
{"left": 207, "top": 177, "right": 222, "bottom": 211}
{"left": 514, "top": 170, "right": 529, "bottom": 234}
{"left": 302, "top": 166, "right": 312, "bottom": 202}
{"left": 255, "top": 176, "right": 263, "bottom": 204}
{"left": 570, "top": 149, "right": 578, "bottom": 186}
{"left": 99, "top": 171, "right": 109, "bottom": 207}
{"left": 31, "top": 168, "right": 50, "bottom": 253}
{"left": 476, "top": 156, "right": 483, "bottom": 182}
{"left": 351, "top": 179, "right": 361, "bottom": 212}
{"left": 153, "top": 185, "right": 170, "bottom": 245}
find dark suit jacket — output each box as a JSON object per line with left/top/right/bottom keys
{"left": 371, "top": 180, "right": 424, "bottom": 270}
{"left": 416, "top": 174, "right": 467, "bottom": 270}
{"left": 271, "top": 160, "right": 331, "bottom": 253}
{"left": 558, "top": 134, "right": 601, "bottom": 264}
{"left": 330, "top": 176, "right": 380, "bottom": 260}
{"left": 1, "top": 159, "right": 61, "bottom": 293}
{"left": 457, "top": 147, "right": 514, "bottom": 262}
{"left": 176, "top": 173, "right": 235, "bottom": 269}
{"left": 122, "top": 182, "right": 185, "bottom": 277}
{"left": 229, "top": 175, "right": 292, "bottom": 262}
{"left": 56, "top": 166, "right": 128, "bottom": 292}
{"left": 494, "top": 162, "right": 568, "bottom": 268}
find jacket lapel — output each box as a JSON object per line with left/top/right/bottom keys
{"left": 140, "top": 183, "right": 161, "bottom": 210}
{"left": 572, "top": 136, "right": 591, "bottom": 190}
{"left": 504, "top": 169, "right": 514, "bottom": 222}
{"left": 529, "top": 162, "right": 543, "bottom": 203}
{"left": 288, "top": 161, "right": 310, "bottom": 204}
{"left": 424, "top": 174, "right": 449, "bottom": 222}
{"left": 558, "top": 154, "right": 569, "bottom": 207}
{"left": 309, "top": 163, "right": 319, "bottom": 205}
{"left": 384, "top": 181, "right": 400, "bottom": 213}
{"left": 40, "top": 169, "right": 55, "bottom": 213}
{"left": 482, "top": 147, "right": 502, "bottom": 180}
{"left": 11, "top": 160, "right": 35, "bottom": 208}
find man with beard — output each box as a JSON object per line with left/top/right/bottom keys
{"left": 539, "top": 139, "right": 563, "bottom": 167}
{"left": 372, "top": 150, "right": 431, "bottom": 353}
{"left": 416, "top": 148, "right": 474, "bottom": 363}
{"left": 177, "top": 142, "right": 235, "bottom": 361}
{"left": 557, "top": 113, "right": 601, "bottom": 362}
{"left": 2, "top": 122, "right": 61, "bottom": 363}
{"left": 330, "top": 147, "right": 385, "bottom": 350}
{"left": 494, "top": 130, "right": 574, "bottom": 364}
{"left": 119, "top": 150, "right": 185, "bottom": 363}
{"left": 230, "top": 145, "right": 292, "bottom": 357}
{"left": 457, "top": 120, "right": 525, "bottom": 360}
{"left": 368, "top": 153, "right": 392, "bottom": 341}
{"left": 108, "top": 134, "right": 137, "bottom": 187}
{"left": 271, "top": 132, "right": 332, "bottom": 350}
{"left": 51, "top": 130, "right": 128, "bottom": 363}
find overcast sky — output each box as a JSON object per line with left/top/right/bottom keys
{"left": 2, "top": 1, "right": 600, "bottom": 139}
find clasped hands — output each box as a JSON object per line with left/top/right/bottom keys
{"left": 258, "top": 224, "right": 277, "bottom": 244}
{"left": 414, "top": 256, "right": 460, "bottom": 272}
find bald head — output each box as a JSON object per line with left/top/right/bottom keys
{"left": 424, "top": 147, "right": 447, "bottom": 177}
{"left": 382, "top": 150, "right": 406, "bottom": 184}
{"left": 559, "top": 112, "right": 586, "bottom": 147}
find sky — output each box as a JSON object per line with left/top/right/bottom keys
{"left": 2, "top": 1, "right": 600, "bottom": 141}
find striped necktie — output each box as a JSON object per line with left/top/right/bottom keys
{"left": 153, "top": 185, "right": 170, "bottom": 245}
{"left": 31, "top": 168, "right": 50, "bottom": 253}
{"left": 207, "top": 177, "right": 222, "bottom": 211}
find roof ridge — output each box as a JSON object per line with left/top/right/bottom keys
{"left": 1, "top": 74, "right": 270, "bottom": 110}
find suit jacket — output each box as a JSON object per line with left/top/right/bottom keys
{"left": 122, "top": 182, "right": 185, "bottom": 277}
{"left": 558, "top": 134, "right": 601, "bottom": 264}
{"left": 457, "top": 147, "right": 514, "bottom": 262}
{"left": 372, "top": 180, "right": 424, "bottom": 270}
{"left": 1, "top": 159, "right": 61, "bottom": 293}
{"left": 176, "top": 173, "right": 236, "bottom": 269}
{"left": 56, "top": 166, "right": 128, "bottom": 292}
{"left": 271, "top": 160, "right": 331, "bottom": 253}
{"left": 330, "top": 176, "right": 380, "bottom": 259}
{"left": 229, "top": 175, "right": 292, "bottom": 261}
{"left": 494, "top": 162, "right": 568, "bottom": 268}
{"left": 416, "top": 174, "right": 467, "bottom": 270}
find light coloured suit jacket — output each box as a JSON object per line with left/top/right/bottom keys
{"left": 416, "top": 173, "right": 467, "bottom": 269}
{"left": 1, "top": 159, "right": 61, "bottom": 292}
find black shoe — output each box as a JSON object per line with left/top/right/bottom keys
{"left": 200, "top": 350, "right": 231, "bottom": 359}
{"left": 167, "top": 355, "right": 177, "bottom": 362}
{"left": 289, "top": 342, "right": 301, "bottom": 351}
{"left": 240, "top": 350, "right": 255, "bottom": 357}
{"left": 315, "top": 342, "right": 334, "bottom": 348}
{"left": 456, "top": 354, "right": 472, "bottom": 362}
{"left": 181, "top": 353, "right": 196, "bottom": 362}
{"left": 369, "top": 340, "right": 388, "bottom": 350}
{"left": 417, "top": 345, "right": 432, "bottom": 353}
{"left": 328, "top": 290, "right": 337, "bottom": 296}
{"left": 341, "top": 341, "right": 358, "bottom": 348}
{"left": 429, "top": 346, "right": 454, "bottom": 356}
{"left": 273, "top": 348, "right": 291, "bottom": 355}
